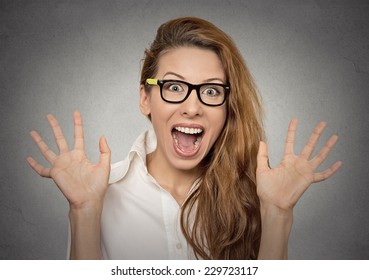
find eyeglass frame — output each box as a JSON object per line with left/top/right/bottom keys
{"left": 145, "top": 78, "right": 230, "bottom": 107}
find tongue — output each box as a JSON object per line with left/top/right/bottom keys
{"left": 174, "top": 131, "right": 198, "bottom": 153}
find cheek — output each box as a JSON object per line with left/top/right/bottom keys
{"left": 209, "top": 108, "right": 227, "bottom": 141}
{"left": 149, "top": 95, "right": 165, "bottom": 120}
{"left": 216, "top": 108, "right": 227, "bottom": 130}
{"left": 150, "top": 100, "right": 176, "bottom": 129}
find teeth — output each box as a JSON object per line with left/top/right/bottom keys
{"left": 173, "top": 134, "right": 179, "bottom": 146}
{"left": 174, "top": 126, "right": 203, "bottom": 134}
{"left": 194, "top": 138, "right": 201, "bottom": 148}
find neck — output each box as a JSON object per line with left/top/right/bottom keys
{"left": 147, "top": 151, "right": 200, "bottom": 205}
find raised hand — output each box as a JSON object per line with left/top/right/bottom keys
{"left": 27, "top": 112, "right": 111, "bottom": 210}
{"left": 256, "top": 119, "right": 342, "bottom": 211}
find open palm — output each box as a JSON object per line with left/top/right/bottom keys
{"left": 256, "top": 119, "right": 342, "bottom": 211}
{"left": 27, "top": 112, "right": 111, "bottom": 209}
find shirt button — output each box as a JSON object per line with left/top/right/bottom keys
{"left": 176, "top": 243, "right": 182, "bottom": 250}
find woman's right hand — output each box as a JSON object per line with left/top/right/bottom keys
{"left": 27, "top": 111, "right": 111, "bottom": 210}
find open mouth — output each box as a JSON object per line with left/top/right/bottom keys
{"left": 171, "top": 126, "right": 204, "bottom": 156}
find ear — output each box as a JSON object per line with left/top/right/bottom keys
{"left": 139, "top": 85, "right": 151, "bottom": 116}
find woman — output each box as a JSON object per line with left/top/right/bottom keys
{"left": 27, "top": 17, "right": 342, "bottom": 259}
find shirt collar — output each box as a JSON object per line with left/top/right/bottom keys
{"left": 129, "top": 128, "right": 157, "bottom": 166}
{"left": 108, "top": 129, "right": 156, "bottom": 184}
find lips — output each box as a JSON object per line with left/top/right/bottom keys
{"left": 171, "top": 124, "right": 204, "bottom": 157}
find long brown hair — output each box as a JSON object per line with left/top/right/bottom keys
{"left": 140, "top": 17, "right": 264, "bottom": 259}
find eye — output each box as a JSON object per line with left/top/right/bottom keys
{"left": 202, "top": 87, "right": 221, "bottom": 97}
{"left": 166, "top": 83, "right": 184, "bottom": 92}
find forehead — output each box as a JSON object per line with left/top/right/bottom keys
{"left": 156, "top": 47, "right": 226, "bottom": 82}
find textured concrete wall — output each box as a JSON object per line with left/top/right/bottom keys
{"left": 1, "top": 0, "right": 368, "bottom": 259}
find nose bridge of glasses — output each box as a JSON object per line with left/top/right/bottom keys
{"left": 183, "top": 83, "right": 201, "bottom": 104}
{"left": 188, "top": 83, "right": 201, "bottom": 96}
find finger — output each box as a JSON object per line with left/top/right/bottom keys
{"left": 73, "top": 111, "right": 85, "bottom": 151}
{"left": 256, "top": 141, "right": 270, "bottom": 173}
{"left": 26, "top": 156, "right": 51, "bottom": 178}
{"left": 300, "top": 121, "right": 327, "bottom": 159}
{"left": 313, "top": 161, "right": 343, "bottom": 182}
{"left": 311, "top": 134, "right": 339, "bottom": 167}
{"left": 98, "top": 136, "right": 111, "bottom": 171}
{"left": 29, "top": 130, "right": 57, "bottom": 163}
{"left": 284, "top": 118, "right": 298, "bottom": 156}
{"left": 46, "top": 114, "right": 69, "bottom": 154}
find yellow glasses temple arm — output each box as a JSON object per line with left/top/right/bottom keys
{"left": 145, "top": 78, "right": 158, "bottom": 85}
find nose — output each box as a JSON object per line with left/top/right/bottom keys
{"left": 180, "top": 89, "right": 203, "bottom": 117}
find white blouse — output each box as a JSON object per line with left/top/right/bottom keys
{"left": 99, "top": 129, "right": 197, "bottom": 259}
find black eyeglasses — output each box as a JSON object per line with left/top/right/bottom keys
{"left": 145, "top": 79, "right": 230, "bottom": 106}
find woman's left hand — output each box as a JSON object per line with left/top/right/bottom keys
{"left": 256, "top": 119, "right": 342, "bottom": 212}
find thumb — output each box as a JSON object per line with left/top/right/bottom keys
{"left": 257, "top": 141, "right": 270, "bottom": 173}
{"left": 98, "top": 135, "right": 111, "bottom": 169}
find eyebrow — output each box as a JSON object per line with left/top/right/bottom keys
{"left": 162, "top": 72, "right": 225, "bottom": 84}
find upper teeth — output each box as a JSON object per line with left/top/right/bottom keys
{"left": 175, "top": 126, "right": 203, "bottom": 134}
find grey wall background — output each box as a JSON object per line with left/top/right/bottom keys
{"left": 1, "top": 0, "right": 368, "bottom": 259}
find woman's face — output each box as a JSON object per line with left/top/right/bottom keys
{"left": 140, "top": 46, "right": 227, "bottom": 171}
